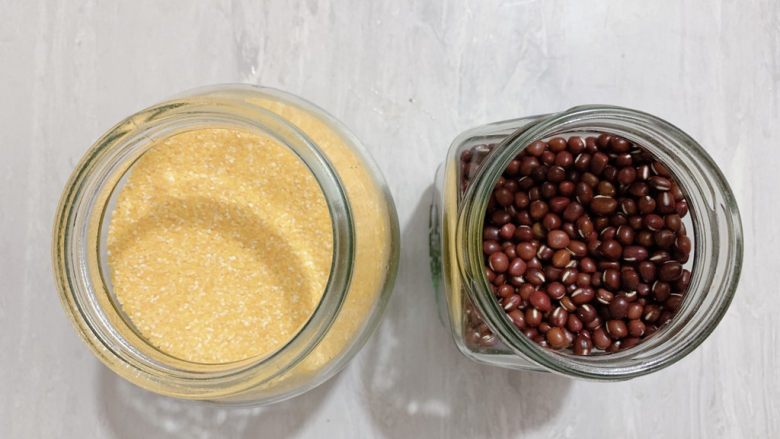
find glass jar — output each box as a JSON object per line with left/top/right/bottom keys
{"left": 52, "top": 84, "right": 399, "bottom": 404}
{"left": 430, "top": 105, "right": 742, "bottom": 379}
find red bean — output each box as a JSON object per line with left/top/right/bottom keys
{"left": 546, "top": 327, "right": 568, "bottom": 349}
{"left": 593, "top": 327, "right": 612, "bottom": 349}
{"left": 507, "top": 258, "right": 527, "bottom": 277}
{"left": 609, "top": 137, "right": 631, "bottom": 153}
{"left": 652, "top": 161, "right": 671, "bottom": 177}
{"left": 576, "top": 304, "right": 598, "bottom": 323}
{"left": 502, "top": 294, "right": 521, "bottom": 312}
{"left": 573, "top": 334, "right": 593, "bottom": 355}
{"left": 562, "top": 201, "right": 585, "bottom": 222}
{"left": 658, "top": 261, "right": 683, "bottom": 281}
{"left": 602, "top": 269, "right": 621, "bottom": 291}
{"left": 488, "top": 252, "right": 509, "bottom": 273}
{"left": 617, "top": 166, "right": 637, "bottom": 185}
{"left": 596, "top": 134, "right": 613, "bottom": 149}
{"left": 549, "top": 196, "right": 571, "bottom": 212}
{"left": 665, "top": 294, "right": 683, "bottom": 312}
{"left": 576, "top": 182, "right": 594, "bottom": 205}
{"left": 636, "top": 230, "right": 654, "bottom": 247}
{"left": 508, "top": 309, "right": 526, "bottom": 329}
{"left": 579, "top": 257, "right": 597, "bottom": 273}
{"left": 675, "top": 200, "right": 688, "bottom": 217}
{"left": 638, "top": 195, "right": 656, "bottom": 214}
{"left": 526, "top": 140, "right": 546, "bottom": 156}
{"left": 597, "top": 181, "right": 617, "bottom": 197}
{"left": 474, "top": 133, "right": 692, "bottom": 356}
{"left": 638, "top": 261, "right": 656, "bottom": 282}
{"left": 675, "top": 235, "right": 692, "bottom": 254}
{"left": 590, "top": 196, "right": 618, "bottom": 215}
{"left": 529, "top": 200, "right": 549, "bottom": 220}
{"left": 636, "top": 164, "right": 651, "bottom": 181}
{"left": 621, "top": 269, "right": 640, "bottom": 290}
{"left": 571, "top": 287, "right": 596, "bottom": 305}
{"left": 519, "top": 284, "right": 535, "bottom": 301}
{"left": 483, "top": 240, "right": 501, "bottom": 255}
{"left": 665, "top": 214, "right": 682, "bottom": 232}
{"left": 606, "top": 320, "right": 628, "bottom": 339}
{"left": 616, "top": 225, "right": 635, "bottom": 245}
{"left": 628, "top": 319, "right": 646, "bottom": 337}
{"left": 656, "top": 191, "right": 676, "bottom": 214}
{"left": 596, "top": 288, "right": 615, "bottom": 305}
{"left": 497, "top": 284, "right": 514, "bottom": 298}
{"left": 547, "top": 230, "right": 570, "bottom": 249}
{"left": 576, "top": 272, "right": 592, "bottom": 287}
{"left": 552, "top": 249, "right": 571, "bottom": 268}
{"left": 675, "top": 269, "right": 691, "bottom": 291}
{"left": 567, "top": 240, "right": 588, "bottom": 258}
{"left": 514, "top": 192, "right": 530, "bottom": 209}
{"left": 600, "top": 239, "right": 623, "bottom": 261}
{"left": 609, "top": 296, "right": 630, "bottom": 319}
{"left": 568, "top": 136, "right": 586, "bottom": 153}
{"left": 627, "top": 303, "right": 644, "bottom": 320}
{"left": 629, "top": 181, "right": 649, "bottom": 197}
{"left": 549, "top": 137, "right": 567, "bottom": 152}
{"left": 654, "top": 229, "right": 676, "bottom": 248}
{"left": 622, "top": 246, "right": 649, "bottom": 262}
{"left": 526, "top": 308, "right": 542, "bottom": 327}
{"left": 567, "top": 314, "right": 584, "bottom": 333}
{"left": 550, "top": 307, "right": 568, "bottom": 327}
{"left": 644, "top": 214, "right": 664, "bottom": 231}
{"left": 495, "top": 187, "right": 514, "bottom": 207}
{"left": 537, "top": 244, "right": 553, "bottom": 261}
{"left": 530, "top": 290, "right": 552, "bottom": 312}
{"left": 591, "top": 152, "right": 609, "bottom": 174}
{"left": 491, "top": 210, "right": 512, "bottom": 225}
{"left": 648, "top": 176, "right": 672, "bottom": 191}
{"left": 546, "top": 282, "right": 567, "bottom": 300}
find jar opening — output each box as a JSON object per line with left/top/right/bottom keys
{"left": 54, "top": 91, "right": 356, "bottom": 396}
{"left": 457, "top": 105, "right": 742, "bottom": 379}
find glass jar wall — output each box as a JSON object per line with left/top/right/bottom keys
{"left": 53, "top": 85, "right": 399, "bottom": 404}
{"left": 431, "top": 105, "right": 742, "bottom": 379}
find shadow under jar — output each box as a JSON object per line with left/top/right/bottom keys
{"left": 53, "top": 85, "right": 399, "bottom": 404}
{"left": 431, "top": 105, "right": 742, "bottom": 380}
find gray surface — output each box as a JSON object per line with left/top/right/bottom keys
{"left": 1, "top": 0, "right": 777, "bottom": 437}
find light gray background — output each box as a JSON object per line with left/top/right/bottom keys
{"left": 1, "top": 0, "right": 777, "bottom": 438}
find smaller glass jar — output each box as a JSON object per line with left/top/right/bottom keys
{"left": 430, "top": 105, "right": 742, "bottom": 379}
{"left": 53, "top": 84, "right": 399, "bottom": 404}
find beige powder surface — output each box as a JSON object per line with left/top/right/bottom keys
{"left": 107, "top": 128, "right": 333, "bottom": 363}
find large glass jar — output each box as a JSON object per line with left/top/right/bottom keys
{"left": 52, "top": 84, "right": 399, "bottom": 404}
{"left": 430, "top": 105, "right": 742, "bottom": 379}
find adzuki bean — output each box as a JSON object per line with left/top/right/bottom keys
{"left": 463, "top": 134, "right": 692, "bottom": 355}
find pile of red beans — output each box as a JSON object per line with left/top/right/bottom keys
{"left": 463, "top": 134, "right": 692, "bottom": 355}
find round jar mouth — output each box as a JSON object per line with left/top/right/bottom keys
{"left": 457, "top": 105, "right": 743, "bottom": 379}
{"left": 52, "top": 86, "right": 355, "bottom": 399}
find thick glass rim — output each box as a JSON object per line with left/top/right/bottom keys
{"left": 456, "top": 105, "right": 743, "bottom": 379}
{"left": 52, "top": 86, "right": 356, "bottom": 398}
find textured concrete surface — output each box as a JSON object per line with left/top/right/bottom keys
{"left": 1, "top": 0, "right": 777, "bottom": 437}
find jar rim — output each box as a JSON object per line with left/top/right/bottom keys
{"left": 52, "top": 85, "right": 358, "bottom": 398}
{"left": 456, "top": 105, "right": 743, "bottom": 379}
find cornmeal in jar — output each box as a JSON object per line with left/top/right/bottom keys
{"left": 107, "top": 128, "right": 333, "bottom": 363}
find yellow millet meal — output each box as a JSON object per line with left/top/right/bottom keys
{"left": 107, "top": 128, "right": 333, "bottom": 363}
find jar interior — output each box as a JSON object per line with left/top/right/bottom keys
{"left": 458, "top": 106, "right": 741, "bottom": 379}
{"left": 472, "top": 130, "right": 696, "bottom": 359}
{"left": 94, "top": 123, "right": 337, "bottom": 367}
{"left": 67, "top": 107, "right": 355, "bottom": 384}
{"left": 54, "top": 85, "right": 404, "bottom": 402}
